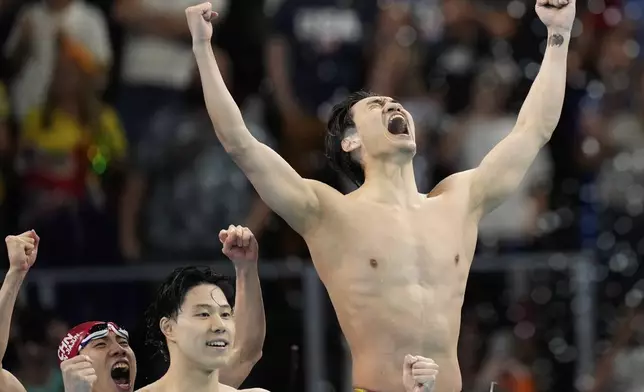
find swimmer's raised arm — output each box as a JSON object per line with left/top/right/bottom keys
{"left": 218, "top": 226, "right": 265, "bottom": 387}
{"left": 187, "top": 3, "right": 321, "bottom": 234}
{"left": 0, "top": 231, "right": 39, "bottom": 392}
{"left": 467, "top": 0, "right": 574, "bottom": 217}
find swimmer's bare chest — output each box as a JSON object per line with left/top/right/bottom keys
{"left": 304, "top": 195, "right": 478, "bottom": 391}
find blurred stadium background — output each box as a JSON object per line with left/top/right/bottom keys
{"left": 0, "top": 0, "right": 643, "bottom": 391}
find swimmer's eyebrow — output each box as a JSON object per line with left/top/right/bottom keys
{"left": 367, "top": 97, "right": 398, "bottom": 106}
{"left": 90, "top": 337, "right": 108, "bottom": 345}
{"left": 193, "top": 303, "right": 232, "bottom": 311}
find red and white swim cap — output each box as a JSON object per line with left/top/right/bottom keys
{"left": 57, "top": 321, "right": 129, "bottom": 363}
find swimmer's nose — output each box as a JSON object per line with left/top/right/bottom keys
{"left": 108, "top": 343, "right": 127, "bottom": 357}
{"left": 209, "top": 315, "right": 227, "bottom": 333}
{"left": 384, "top": 102, "right": 403, "bottom": 114}
{"left": 209, "top": 322, "right": 227, "bottom": 335}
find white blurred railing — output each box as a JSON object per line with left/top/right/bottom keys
{"left": 1, "top": 252, "right": 596, "bottom": 391}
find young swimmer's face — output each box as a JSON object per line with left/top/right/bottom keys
{"left": 168, "top": 283, "right": 235, "bottom": 369}
{"left": 346, "top": 96, "right": 416, "bottom": 162}
{"left": 79, "top": 331, "right": 136, "bottom": 392}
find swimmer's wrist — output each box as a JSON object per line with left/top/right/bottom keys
{"left": 546, "top": 28, "right": 571, "bottom": 38}
{"left": 234, "top": 262, "right": 259, "bottom": 274}
{"left": 192, "top": 41, "right": 212, "bottom": 53}
{"left": 5, "top": 267, "right": 28, "bottom": 280}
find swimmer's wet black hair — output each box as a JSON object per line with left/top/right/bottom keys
{"left": 145, "top": 266, "right": 235, "bottom": 361}
{"left": 326, "top": 90, "right": 378, "bottom": 187}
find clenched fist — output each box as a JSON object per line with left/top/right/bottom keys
{"left": 219, "top": 225, "right": 258, "bottom": 266}
{"left": 403, "top": 355, "right": 439, "bottom": 392}
{"left": 61, "top": 355, "right": 97, "bottom": 392}
{"left": 5, "top": 230, "right": 39, "bottom": 272}
{"left": 185, "top": 2, "right": 219, "bottom": 43}
{"left": 535, "top": 0, "right": 576, "bottom": 33}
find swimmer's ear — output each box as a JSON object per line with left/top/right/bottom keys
{"left": 341, "top": 130, "right": 361, "bottom": 153}
{"left": 159, "top": 317, "right": 174, "bottom": 341}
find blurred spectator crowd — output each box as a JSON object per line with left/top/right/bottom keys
{"left": 1, "top": 0, "right": 644, "bottom": 390}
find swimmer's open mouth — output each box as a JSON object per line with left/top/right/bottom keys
{"left": 111, "top": 361, "right": 131, "bottom": 390}
{"left": 387, "top": 114, "right": 409, "bottom": 136}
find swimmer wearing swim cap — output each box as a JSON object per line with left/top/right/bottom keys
{"left": 187, "top": 0, "right": 576, "bottom": 389}
{"left": 0, "top": 227, "right": 265, "bottom": 392}
{"left": 0, "top": 231, "right": 137, "bottom": 392}
{"left": 58, "top": 321, "right": 136, "bottom": 392}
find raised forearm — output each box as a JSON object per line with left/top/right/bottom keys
{"left": 193, "top": 43, "right": 255, "bottom": 153}
{"left": 220, "top": 265, "right": 265, "bottom": 387}
{"left": 515, "top": 29, "right": 570, "bottom": 141}
{"left": 0, "top": 270, "right": 26, "bottom": 365}
{"left": 232, "top": 265, "right": 265, "bottom": 361}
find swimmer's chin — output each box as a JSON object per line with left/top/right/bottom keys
{"left": 382, "top": 134, "right": 417, "bottom": 156}
{"left": 197, "top": 353, "right": 232, "bottom": 370}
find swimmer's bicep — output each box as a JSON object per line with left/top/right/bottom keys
{"left": 232, "top": 141, "right": 323, "bottom": 233}
{"left": 468, "top": 129, "right": 544, "bottom": 215}
{"left": 0, "top": 368, "right": 27, "bottom": 392}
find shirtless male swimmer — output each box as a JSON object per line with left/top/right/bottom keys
{"left": 188, "top": 0, "right": 574, "bottom": 390}
{"left": 0, "top": 227, "right": 264, "bottom": 392}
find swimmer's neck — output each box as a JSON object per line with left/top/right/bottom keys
{"left": 160, "top": 354, "right": 221, "bottom": 392}
{"left": 358, "top": 160, "right": 420, "bottom": 206}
